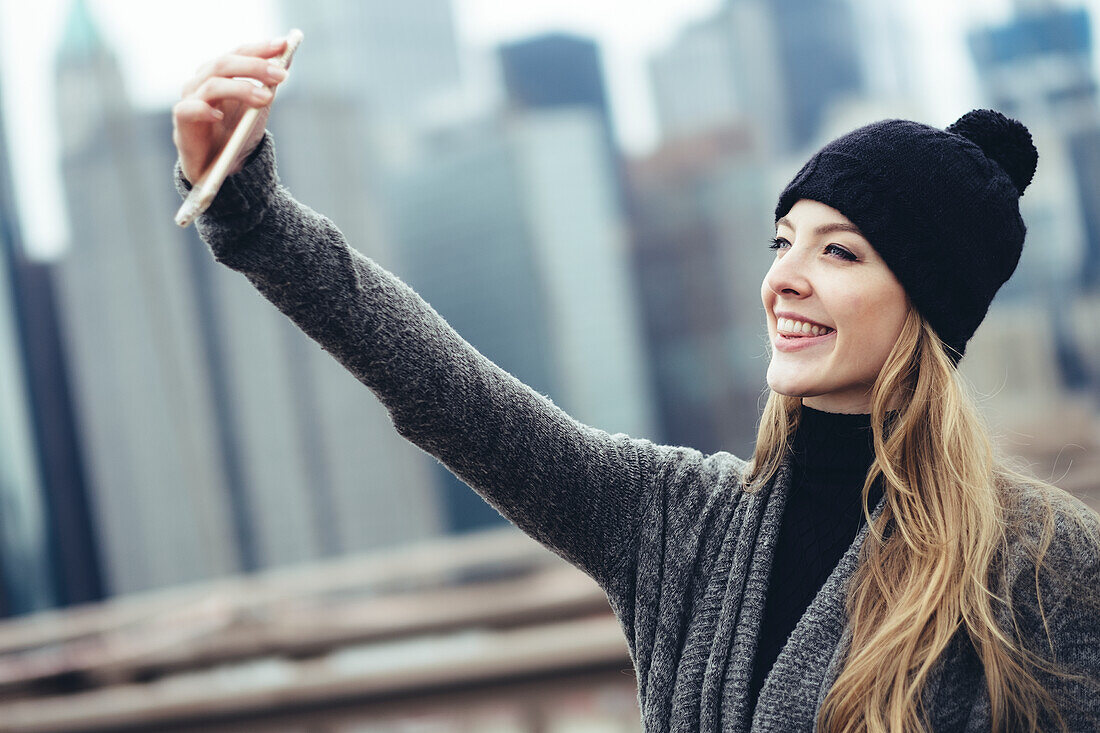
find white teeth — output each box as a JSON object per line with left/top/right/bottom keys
{"left": 777, "top": 317, "right": 833, "bottom": 336}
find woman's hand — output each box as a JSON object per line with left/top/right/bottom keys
{"left": 172, "top": 38, "right": 291, "bottom": 185}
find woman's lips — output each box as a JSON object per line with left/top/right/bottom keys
{"left": 773, "top": 329, "right": 836, "bottom": 352}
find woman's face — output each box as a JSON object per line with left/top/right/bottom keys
{"left": 760, "top": 199, "right": 910, "bottom": 414}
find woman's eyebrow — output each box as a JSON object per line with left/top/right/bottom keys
{"left": 775, "top": 217, "right": 865, "bottom": 238}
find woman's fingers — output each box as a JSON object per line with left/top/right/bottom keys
{"left": 173, "top": 97, "right": 232, "bottom": 182}
{"left": 172, "top": 98, "right": 223, "bottom": 125}
{"left": 184, "top": 54, "right": 287, "bottom": 97}
{"left": 233, "top": 37, "right": 287, "bottom": 58}
{"left": 192, "top": 76, "right": 274, "bottom": 109}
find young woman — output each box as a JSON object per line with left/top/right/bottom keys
{"left": 173, "top": 38, "right": 1100, "bottom": 732}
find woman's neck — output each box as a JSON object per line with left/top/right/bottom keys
{"left": 801, "top": 393, "right": 905, "bottom": 414}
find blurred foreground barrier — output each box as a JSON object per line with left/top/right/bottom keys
{"left": 0, "top": 527, "right": 635, "bottom": 732}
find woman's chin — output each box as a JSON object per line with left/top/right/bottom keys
{"left": 766, "top": 366, "right": 825, "bottom": 398}
{"left": 765, "top": 378, "right": 818, "bottom": 399}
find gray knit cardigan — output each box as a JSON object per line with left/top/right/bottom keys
{"left": 177, "top": 134, "right": 1100, "bottom": 732}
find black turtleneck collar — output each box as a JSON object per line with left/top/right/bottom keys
{"left": 791, "top": 404, "right": 877, "bottom": 474}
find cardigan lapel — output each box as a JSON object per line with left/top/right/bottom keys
{"left": 752, "top": 490, "right": 889, "bottom": 731}
{"left": 705, "top": 454, "right": 794, "bottom": 733}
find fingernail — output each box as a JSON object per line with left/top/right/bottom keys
{"left": 267, "top": 65, "right": 287, "bottom": 80}
{"left": 253, "top": 87, "right": 273, "bottom": 101}
{"left": 211, "top": 109, "right": 224, "bottom": 120}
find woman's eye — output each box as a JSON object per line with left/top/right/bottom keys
{"left": 824, "top": 244, "right": 857, "bottom": 261}
{"left": 768, "top": 237, "right": 856, "bottom": 262}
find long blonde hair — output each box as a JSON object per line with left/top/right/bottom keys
{"left": 745, "top": 307, "right": 1100, "bottom": 732}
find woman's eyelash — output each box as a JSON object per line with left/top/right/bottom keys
{"left": 768, "top": 237, "right": 857, "bottom": 262}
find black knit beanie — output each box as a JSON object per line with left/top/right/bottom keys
{"left": 774, "top": 109, "right": 1038, "bottom": 367}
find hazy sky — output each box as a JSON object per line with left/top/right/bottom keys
{"left": 0, "top": 0, "right": 1034, "bottom": 258}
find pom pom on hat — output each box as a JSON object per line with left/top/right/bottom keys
{"left": 946, "top": 108, "right": 1038, "bottom": 195}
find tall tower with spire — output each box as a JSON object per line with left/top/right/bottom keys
{"left": 54, "top": 0, "right": 128, "bottom": 157}
{"left": 51, "top": 0, "right": 446, "bottom": 597}
{"left": 52, "top": 0, "right": 243, "bottom": 594}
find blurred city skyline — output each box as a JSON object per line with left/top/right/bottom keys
{"left": 0, "top": 0, "right": 1037, "bottom": 260}
{"left": 0, "top": 1, "right": 1098, "bottom": 725}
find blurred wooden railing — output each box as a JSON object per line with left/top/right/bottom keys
{"left": 0, "top": 527, "right": 635, "bottom": 732}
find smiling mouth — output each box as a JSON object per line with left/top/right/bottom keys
{"left": 774, "top": 316, "right": 834, "bottom": 338}
{"left": 778, "top": 331, "right": 832, "bottom": 338}
{"left": 773, "top": 329, "right": 837, "bottom": 351}
{"left": 778, "top": 330, "right": 836, "bottom": 338}
{"left": 777, "top": 328, "right": 834, "bottom": 339}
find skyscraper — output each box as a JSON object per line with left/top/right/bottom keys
{"left": 52, "top": 0, "right": 445, "bottom": 597}
{"left": 498, "top": 33, "right": 629, "bottom": 214}
{"left": 628, "top": 125, "right": 773, "bottom": 457}
{"left": 277, "top": 0, "right": 463, "bottom": 126}
{"left": 388, "top": 111, "right": 657, "bottom": 530}
{"left": 0, "top": 135, "right": 99, "bottom": 613}
{"left": 650, "top": 2, "right": 786, "bottom": 149}
{"left": 968, "top": 4, "right": 1099, "bottom": 390}
{"left": 0, "top": 80, "right": 60, "bottom": 617}
{"left": 768, "top": 0, "right": 866, "bottom": 150}
{"left": 969, "top": 4, "right": 1100, "bottom": 292}
{"left": 650, "top": 0, "right": 866, "bottom": 153}
{"left": 54, "top": 0, "right": 242, "bottom": 593}
{"left": 499, "top": 34, "right": 616, "bottom": 145}
{"left": 266, "top": 3, "right": 453, "bottom": 556}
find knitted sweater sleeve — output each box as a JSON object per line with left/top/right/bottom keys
{"left": 173, "top": 133, "right": 662, "bottom": 592}
{"left": 1043, "top": 554, "right": 1100, "bottom": 728}
{"left": 983, "top": 490, "right": 1100, "bottom": 731}
{"left": 1032, "top": 500, "right": 1100, "bottom": 729}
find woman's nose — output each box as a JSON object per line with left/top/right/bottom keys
{"left": 764, "top": 245, "right": 812, "bottom": 297}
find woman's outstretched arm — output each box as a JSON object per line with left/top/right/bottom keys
{"left": 172, "top": 40, "right": 665, "bottom": 591}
